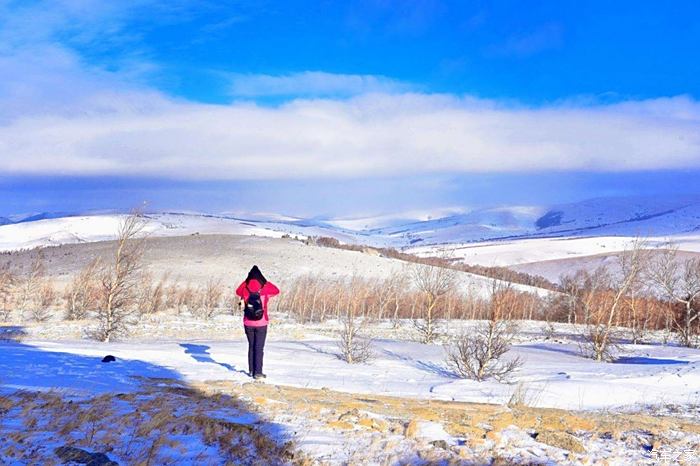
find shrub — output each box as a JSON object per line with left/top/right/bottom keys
{"left": 446, "top": 319, "right": 522, "bottom": 382}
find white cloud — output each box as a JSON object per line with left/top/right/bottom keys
{"left": 0, "top": 1, "right": 699, "bottom": 181}
{"left": 228, "top": 71, "right": 414, "bottom": 97}
{"left": 1, "top": 91, "right": 699, "bottom": 179}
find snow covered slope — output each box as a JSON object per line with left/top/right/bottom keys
{"left": 532, "top": 195, "right": 700, "bottom": 237}
{"left": 3, "top": 194, "right": 700, "bottom": 261}
{"left": 372, "top": 195, "right": 700, "bottom": 246}
{"left": 368, "top": 205, "right": 545, "bottom": 245}
{"left": 0, "top": 212, "right": 363, "bottom": 252}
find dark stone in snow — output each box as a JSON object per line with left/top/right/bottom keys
{"left": 101, "top": 355, "right": 116, "bottom": 363}
{"left": 54, "top": 446, "right": 118, "bottom": 465}
{"left": 430, "top": 439, "right": 449, "bottom": 450}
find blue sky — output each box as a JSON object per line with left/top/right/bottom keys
{"left": 1, "top": 0, "right": 699, "bottom": 218}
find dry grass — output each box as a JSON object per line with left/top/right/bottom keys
{"left": 207, "top": 380, "right": 700, "bottom": 459}
{"left": 0, "top": 380, "right": 303, "bottom": 466}
{"left": 4, "top": 377, "right": 700, "bottom": 464}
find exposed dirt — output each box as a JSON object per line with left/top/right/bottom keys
{"left": 200, "top": 380, "right": 700, "bottom": 464}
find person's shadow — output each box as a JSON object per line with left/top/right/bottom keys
{"left": 180, "top": 343, "right": 248, "bottom": 375}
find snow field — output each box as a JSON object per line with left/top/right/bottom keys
{"left": 3, "top": 319, "right": 700, "bottom": 411}
{"left": 3, "top": 318, "right": 700, "bottom": 464}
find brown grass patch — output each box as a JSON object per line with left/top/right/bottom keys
{"left": 207, "top": 379, "right": 700, "bottom": 452}
{"left": 0, "top": 380, "right": 304, "bottom": 466}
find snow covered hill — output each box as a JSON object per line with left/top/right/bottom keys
{"left": 0, "top": 212, "right": 362, "bottom": 252}
{"left": 3, "top": 195, "right": 700, "bottom": 267}
{"left": 372, "top": 195, "right": 700, "bottom": 246}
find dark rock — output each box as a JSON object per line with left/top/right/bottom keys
{"left": 430, "top": 439, "right": 449, "bottom": 450}
{"left": 54, "top": 446, "right": 118, "bottom": 465}
{"left": 101, "top": 355, "right": 116, "bottom": 363}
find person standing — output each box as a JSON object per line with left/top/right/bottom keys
{"left": 236, "top": 265, "right": 279, "bottom": 379}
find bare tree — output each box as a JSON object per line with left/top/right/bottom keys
{"left": 223, "top": 289, "right": 241, "bottom": 316}
{"left": 163, "top": 278, "right": 181, "bottom": 312}
{"left": 337, "top": 306, "right": 374, "bottom": 364}
{"left": 174, "top": 283, "right": 196, "bottom": 315}
{"left": 31, "top": 281, "right": 57, "bottom": 322}
{"left": 411, "top": 263, "right": 457, "bottom": 343}
{"left": 446, "top": 321, "right": 522, "bottom": 381}
{"left": 0, "top": 265, "right": 16, "bottom": 322}
{"left": 446, "top": 282, "right": 523, "bottom": 381}
{"left": 64, "top": 259, "right": 101, "bottom": 320}
{"left": 137, "top": 271, "right": 169, "bottom": 315}
{"left": 581, "top": 239, "right": 648, "bottom": 361}
{"left": 196, "top": 278, "right": 223, "bottom": 320}
{"left": 15, "top": 252, "right": 46, "bottom": 322}
{"left": 94, "top": 213, "right": 148, "bottom": 342}
{"left": 648, "top": 243, "right": 700, "bottom": 347}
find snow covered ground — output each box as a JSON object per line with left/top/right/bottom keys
{"left": 410, "top": 235, "right": 700, "bottom": 268}
{"left": 3, "top": 318, "right": 700, "bottom": 464}
{"left": 4, "top": 321, "right": 699, "bottom": 412}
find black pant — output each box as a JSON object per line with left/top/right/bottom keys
{"left": 244, "top": 325, "right": 267, "bottom": 375}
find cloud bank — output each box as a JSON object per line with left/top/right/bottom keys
{"left": 1, "top": 0, "right": 699, "bottom": 181}
{"left": 1, "top": 91, "right": 699, "bottom": 179}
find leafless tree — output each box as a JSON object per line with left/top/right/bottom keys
{"left": 31, "top": 281, "right": 57, "bottom": 322}
{"left": 411, "top": 263, "right": 457, "bottom": 343}
{"left": 223, "top": 289, "right": 241, "bottom": 316}
{"left": 337, "top": 306, "right": 374, "bottom": 364}
{"left": 446, "top": 282, "right": 523, "bottom": 381}
{"left": 94, "top": 213, "right": 148, "bottom": 342}
{"left": 196, "top": 278, "right": 224, "bottom": 320}
{"left": 163, "top": 279, "right": 180, "bottom": 311}
{"left": 64, "top": 259, "right": 101, "bottom": 320}
{"left": 15, "top": 252, "right": 46, "bottom": 322}
{"left": 0, "top": 265, "right": 16, "bottom": 322}
{"left": 580, "top": 239, "right": 648, "bottom": 361}
{"left": 446, "top": 321, "right": 522, "bottom": 382}
{"left": 174, "top": 283, "right": 197, "bottom": 315}
{"left": 648, "top": 243, "right": 700, "bottom": 347}
{"left": 137, "top": 271, "right": 169, "bottom": 315}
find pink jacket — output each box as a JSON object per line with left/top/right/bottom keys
{"left": 236, "top": 279, "right": 280, "bottom": 327}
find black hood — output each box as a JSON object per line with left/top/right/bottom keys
{"left": 245, "top": 265, "right": 267, "bottom": 286}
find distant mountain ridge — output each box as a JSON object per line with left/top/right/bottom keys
{"left": 2, "top": 195, "right": 700, "bottom": 251}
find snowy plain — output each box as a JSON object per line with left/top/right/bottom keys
{"left": 4, "top": 320, "right": 700, "bottom": 412}
{"left": 3, "top": 317, "right": 700, "bottom": 465}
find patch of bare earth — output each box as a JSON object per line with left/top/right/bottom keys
{"left": 202, "top": 381, "right": 700, "bottom": 465}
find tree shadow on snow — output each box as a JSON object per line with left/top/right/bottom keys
{"left": 0, "top": 332, "right": 297, "bottom": 465}
{"left": 413, "top": 360, "right": 460, "bottom": 379}
{"left": 521, "top": 343, "right": 581, "bottom": 357}
{"left": 614, "top": 356, "right": 689, "bottom": 365}
{"left": 180, "top": 343, "right": 248, "bottom": 375}
{"left": 381, "top": 348, "right": 414, "bottom": 362}
{"left": 298, "top": 341, "right": 340, "bottom": 358}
